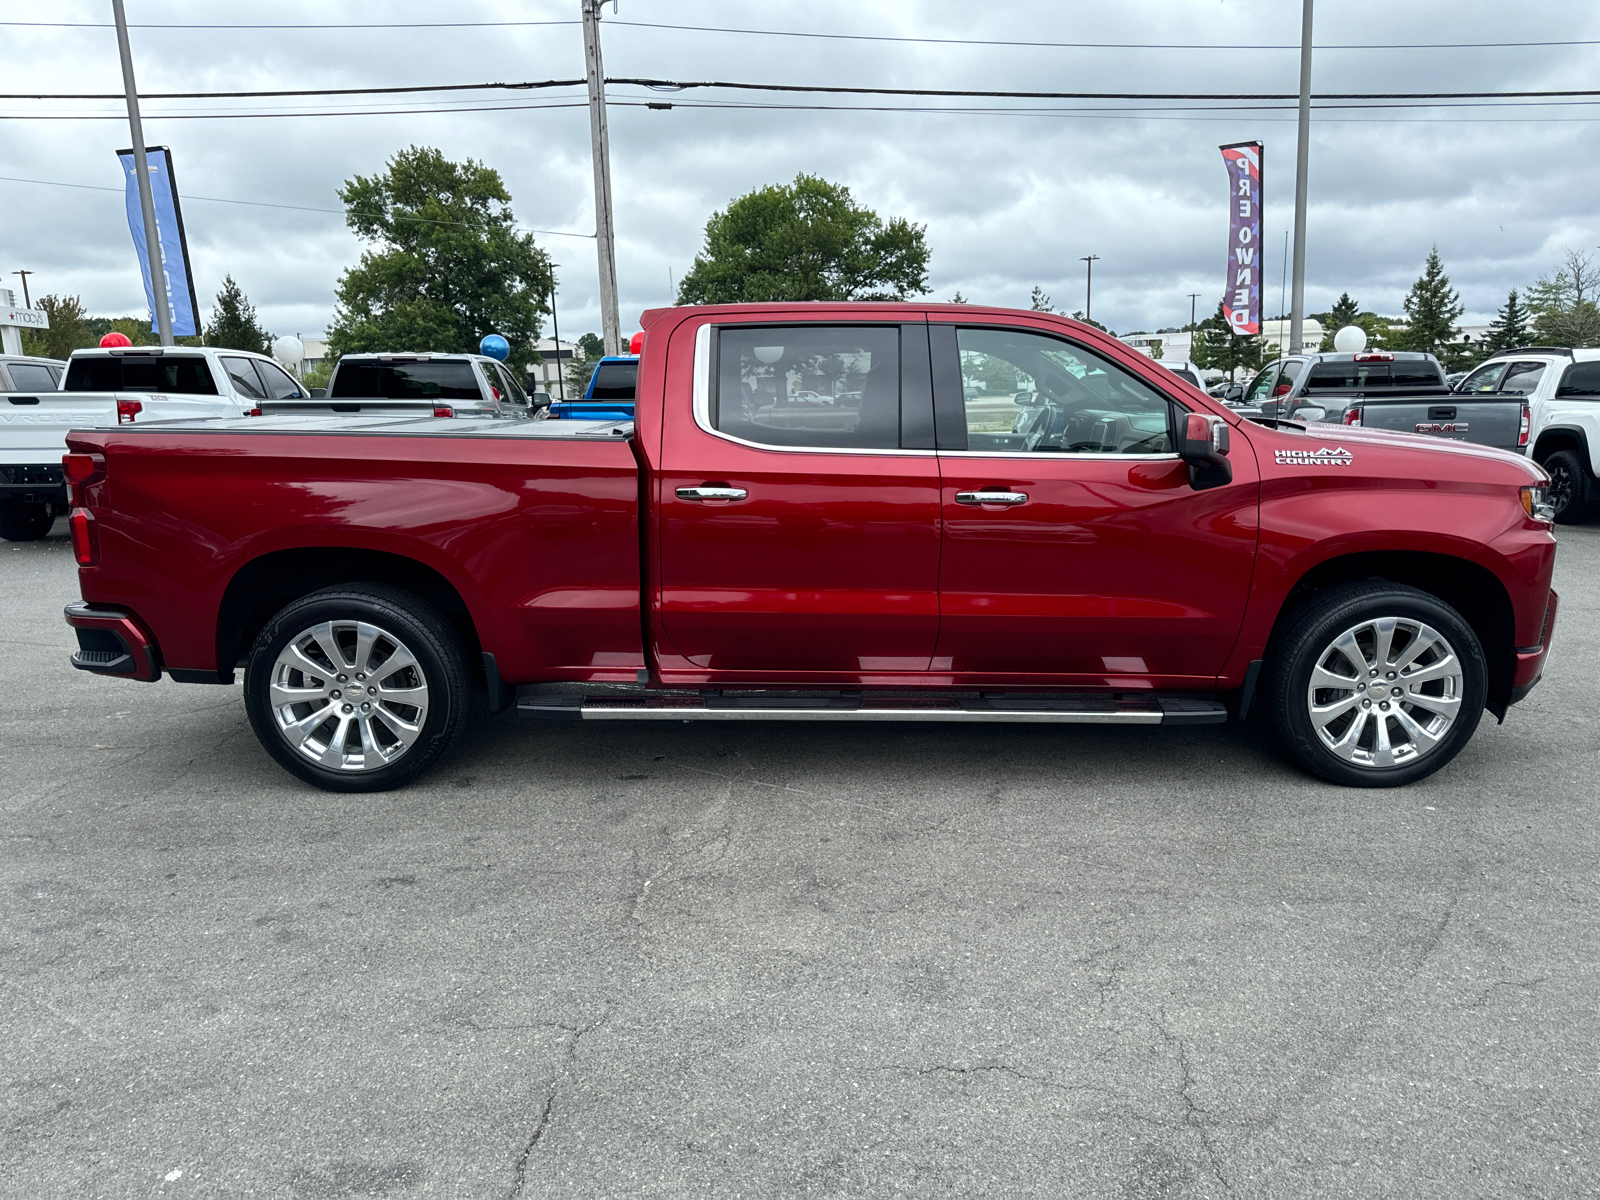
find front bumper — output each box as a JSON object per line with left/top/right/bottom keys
{"left": 64, "top": 602, "right": 162, "bottom": 682}
{"left": 1509, "top": 589, "right": 1558, "bottom": 705}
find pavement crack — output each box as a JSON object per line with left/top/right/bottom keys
{"left": 1469, "top": 975, "right": 1549, "bottom": 1008}
{"left": 505, "top": 1091, "right": 555, "bottom": 1199}
{"left": 502, "top": 1008, "right": 610, "bottom": 1197}
{"left": 1153, "top": 1010, "right": 1235, "bottom": 1197}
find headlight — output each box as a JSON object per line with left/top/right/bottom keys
{"left": 1521, "top": 485, "right": 1554, "bottom": 523}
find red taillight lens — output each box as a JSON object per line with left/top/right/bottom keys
{"left": 63, "top": 452, "right": 105, "bottom": 505}
{"left": 1519, "top": 403, "right": 1531, "bottom": 448}
{"left": 244, "top": 407, "right": 262, "bottom": 417}
{"left": 69, "top": 508, "right": 98, "bottom": 565}
{"left": 1343, "top": 407, "right": 1362, "bottom": 426}
{"left": 116, "top": 398, "right": 142, "bottom": 423}
{"left": 432, "top": 405, "right": 454, "bottom": 418}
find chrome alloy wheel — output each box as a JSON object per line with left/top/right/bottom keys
{"left": 269, "top": 619, "right": 429, "bottom": 771}
{"left": 1306, "top": 617, "right": 1463, "bottom": 770}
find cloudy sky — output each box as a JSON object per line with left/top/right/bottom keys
{"left": 3, "top": 0, "right": 1599, "bottom": 343}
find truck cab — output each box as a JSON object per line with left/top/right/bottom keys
{"left": 549, "top": 354, "right": 639, "bottom": 420}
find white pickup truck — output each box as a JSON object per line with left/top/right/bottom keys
{"left": 1459, "top": 346, "right": 1600, "bottom": 523}
{"left": 0, "top": 344, "right": 303, "bottom": 540}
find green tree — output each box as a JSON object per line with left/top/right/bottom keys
{"left": 326, "top": 145, "right": 552, "bottom": 372}
{"left": 1029, "top": 286, "right": 1053, "bottom": 312}
{"left": 1148, "top": 339, "right": 1164, "bottom": 360}
{"left": 1527, "top": 249, "right": 1600, "bottom": 347}
{"left": 1481, "top": 288, "right": 1532, "bottom": 355}
{"left": 676, "top": 173, "right": 930, "bottom": 304}
{"left": 1068, "top": 310, "right": 1113, "bottom": 336}
{"left": 1191, "top": 301, "right": 1263, "bottom": 380}
{"left": 1393, "top": 246, "right": 1464, "bottom": 361}
{"left": 576, "top": 332, "right": 605, "bottom": 359}
{"left": 948, "top": 291, "right": 969, "bottom": 304}
{"left": 20, "top": 295, "right": 94, "bottom": 359}
{"left": 205, "top": 275, "right": 271, "bottom": 353}
{"left": 1316, "top": 292, "right": 1362, "bottom": 350}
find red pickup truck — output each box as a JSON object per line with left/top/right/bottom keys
{"left": 62, "top": 303, "right": 1558, "bottom": 792}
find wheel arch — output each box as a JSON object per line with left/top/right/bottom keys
{"left": 1531, "top": 425, "right": 1589, "bottom": 465}
{"left": 1269, "top": 550, "right": 1516, "bottom": 719}
{"left": 218, "top": 547, "right": 483, "bottom": 674}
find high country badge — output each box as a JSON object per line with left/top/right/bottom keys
{"left": 1275, "top": 446, "right": 1354, "bottom": 466}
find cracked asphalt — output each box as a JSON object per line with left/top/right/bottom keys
{"left": 2, "top": 520, "right": 1597, "bottom": 1199}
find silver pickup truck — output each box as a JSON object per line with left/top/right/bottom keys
{"left": 1337, "top": 391, "right": 1529, "bottom": 454}
{"left": 265, "top": 353, "right": 541, "bottom": 419}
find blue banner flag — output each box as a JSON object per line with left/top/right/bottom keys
{"left": 117, "top": 146, "right": 201, "bottom": 336}
{"left": 1219, "top": 141, "right": 1262, "bottom": 336}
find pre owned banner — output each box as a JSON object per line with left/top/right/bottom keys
{"left": 117, "top": 146, "right": 202, "bottom": 336}
{"left": 1219, "top": 141, "right": 1262, "bottom": 336}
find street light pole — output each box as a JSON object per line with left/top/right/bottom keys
{"left": 1081, "top": 255, "right": 1100, "bottom": 323}
{"left": 111, "top": 0, "right": 173, "bottom": 347}
{"left": 1187, "top": 292, "right": 1200, "bottom": 327}
{"left": 581, "top": 0, "right": 622, "bottom": 357}
{"left": 548, "top": 267, "right": 565, "bottom": 401}
{"left": 12, "top": 270, "right": 32, "bottom": 309}
{"left": 1288, "top": 0, "right": 1314, "bottom": 355}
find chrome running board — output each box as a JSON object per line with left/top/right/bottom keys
{"left": 519, "top": 691, "right": 1227, "bottom": 725}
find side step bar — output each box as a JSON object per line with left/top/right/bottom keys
{"left": 519, "top": 692, "right": 1227, "bottom": 725}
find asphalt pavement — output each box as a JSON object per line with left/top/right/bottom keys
{"left": 2, "top": 519, "right": 1596, "bottom": 1199}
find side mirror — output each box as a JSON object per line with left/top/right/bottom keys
{"left": 1224, "top": 384, "right": 1244, "bottom": 402}
{"left": 1013, "top": 391, "right": 1035, "bottom": 405}
{"left": 1292, "top": 405, "right": 1327, "bottom": 423}
{"left": 309, "top": 388, "right": 326, "bottom": 398}
{"left": 1178, "top": 411, "right": 1232, "bottom": 491}
{"left": 530, "top": 392, "right": 552, "bottom": 410}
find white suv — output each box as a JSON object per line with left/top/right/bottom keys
{"left": 1462, "top": 347, "right": 1600, "bottom": 523}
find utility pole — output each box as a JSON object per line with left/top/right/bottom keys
{"left": 1187, "top": 292, "right": 1200, "bottom": 327}
{"left": 581, "top": 0, "right": 621, "bottom": 356}
{"left": 548, "top": 266, "right": 565, "bottom": 400}
{"left": 1288, "top": 0, "right": 1313, "bottom": 355}
{"left": 1080, "top": 255, "right": 1100, "bottom": 323}
{"left": 112, "top": 0, "right": 173, "bottom": 347}
{"left": 11, "top": 270, "right": 33, "bottom": 309}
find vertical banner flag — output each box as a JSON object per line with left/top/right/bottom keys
{"left": 116, "top": 146, "right": 202, "bottom": 336}
{"left": 1219, "top": 141, "right": 1262, "bottom": 336}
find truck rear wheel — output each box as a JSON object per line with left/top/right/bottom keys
{"left": 0, "top": 499, "right": 55, "bottom": 542}
{"left": 1541, "top": 449, "right": 1595, "bottom": 524}
{"left": 243, "top": 585, "right": 470, "bottom": 792}
{"left": 1266, "top": 582, "right": 1487, "bottom": 788}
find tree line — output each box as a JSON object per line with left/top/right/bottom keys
{"left": 21, "top": 274, "right": 277, "bottom": 362}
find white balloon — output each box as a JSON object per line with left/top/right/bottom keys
{"left": 272, "top": 335, "right": 304, "bottom": 366}
{"left": 1332, "top": 325, "right": 1367, "bottom": 353}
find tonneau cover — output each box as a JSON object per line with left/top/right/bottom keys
{"left": 71, "top": 413, "right": 634, "bottom": 439}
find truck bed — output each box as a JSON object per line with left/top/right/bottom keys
{"left": 1347, "top": 393, "right": 1526, "bottom": 453}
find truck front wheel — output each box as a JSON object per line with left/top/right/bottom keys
{"left": 243, "top": 585, "right": 470, "bottom": 792}
{"left": 1266, "top": 582, "right": 1487, "bottom": 787}
{"left": 1540, "top": 449, "right": 1595, "bottom": 524}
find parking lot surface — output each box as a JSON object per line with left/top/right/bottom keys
{"left": 3, "top": 521, "right": 1596, "bottom": 1199}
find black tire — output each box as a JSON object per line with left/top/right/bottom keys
{"left": 1266, "top": 581, "right": 1487, "bottom": 788}
{"left": 243, "top": 585, "right": 470, "bottom": 792}
{"left": 1541, "top": 449, "right": 1595, "bottom": 525}
{"left": 0, "top": 500, "right": 54, "bottom": 542}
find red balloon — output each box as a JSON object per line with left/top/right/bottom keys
{"left": 100, "top": 332, "right": 133, "bottom": 348}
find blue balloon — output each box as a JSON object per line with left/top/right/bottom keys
{"left": 479, "top": 334, "right": 510, "bottom": 361}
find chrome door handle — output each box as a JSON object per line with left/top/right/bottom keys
{"left": 676, "top": 486, "right": 748, "bottom": 502}
{"left": 955, "top": 490, "right": 1029, "bottom": 506}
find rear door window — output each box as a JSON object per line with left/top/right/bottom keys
{"left": 713, "top": 325, "right": 900, "bottom": 449}
{"left": 491, "top": 362, "right": 528, "bottom": 405}
{"left": 5, "top": 363, "right": 57, "bottom": 391}
{"left": 1244, "top": 364, "right": 1280, "bottom": 401}
{"left": 1499, "top": 362, "right": 1546, "bottom": 395}
{"left": 64, "top": 354, "right": 218, "bottom": 394}
{"left": 331, "top": 360, "right": 483, "bottom": 400}
{"left": 1459, "top": 362, "right": 1508, "bottom": 393}
{"left": 254, "top": 359, "right": 306, "bottom": 399}
{"left": 221, "top": 357, "right": 268, "bottom": 400}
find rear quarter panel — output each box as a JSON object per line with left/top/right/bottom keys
{"left": 68, "top": 428, "right": 644, "bottom": 682}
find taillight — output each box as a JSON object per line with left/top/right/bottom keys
{"left": 1343, "top": 407, "right": 1362, "bottom": 426}
{"left": 1519, "top": 403, "right": 1531, "bottom": 448}
{"left": 244, "top": 407, "right": 262, "bottom": 417}
{"left": 432, "top": 405, "right": 454, "bottom": 418}
{"left": 63, "top": 452, "right": 105, "bottom": 506}
{"left": 116, "top": 398, "right": 142, "bottom": 423}
{"left": 69, "top": 508, "right": 98, "bottom": 565}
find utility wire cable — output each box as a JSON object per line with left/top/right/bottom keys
{"left": 3, "top": 16, "right": 1598, "bottom": 51}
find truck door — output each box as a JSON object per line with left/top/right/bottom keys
{"left": 929, "top": 322, "right": 1259, "bottom": 688}
{"left": 656, "top": 320, "right": 941, "bottom": 677}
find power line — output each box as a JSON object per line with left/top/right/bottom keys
{"left": 0, "top": 174, "right": 597, "bottom": 238}
{"left": 3, "top": 15, "right": 1597, "bottom": 51}
{"left": 10, "top": 77, "right": 1600, "bottom": 103}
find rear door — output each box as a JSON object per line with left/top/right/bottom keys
{"left": 656, "top": 319, "right": 941, "bottom": 677}
{"left": 930, "top": 321, "right": 1259, "bottom": 688}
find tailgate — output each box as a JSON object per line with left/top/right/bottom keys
{"left": 1356, "top": 397, "right": 1524, "bottom": 451}
{"left": 0, "top": 392, "right": 119, "bottom": 462}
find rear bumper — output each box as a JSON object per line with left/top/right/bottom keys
{"left": 63, "top": 602, "right": 162, "bottom": 682}
{"left": 1, "top": 463, "right": 67, "bottom": 506}
{"left": 1509, "top": 589, "right": 1558, "bottom": 704}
